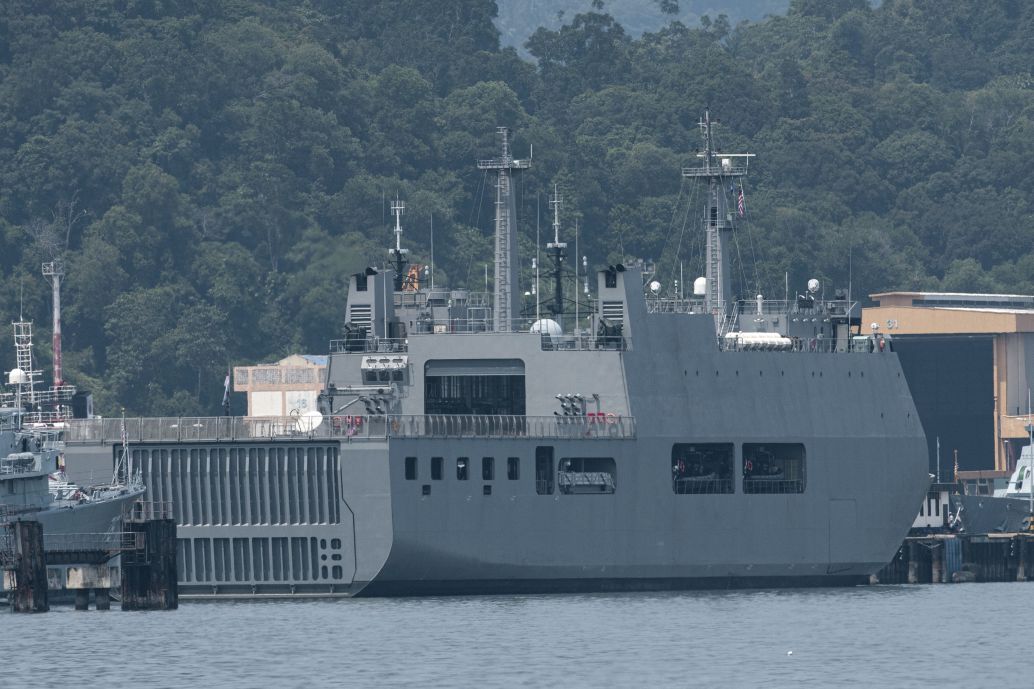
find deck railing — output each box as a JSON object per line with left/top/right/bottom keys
{"left": 64, "top": 414, "right": 637, "bottom": 444}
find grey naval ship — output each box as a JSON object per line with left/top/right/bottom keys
{"left": 63, "top": 114, "right": 930, "bottom": 597}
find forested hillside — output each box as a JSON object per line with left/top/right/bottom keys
{"left": 495, "top": 0, "right": 790, "bottom": 52}
{"left": 2, "top": 0, "right": 1034, "bottom": 415}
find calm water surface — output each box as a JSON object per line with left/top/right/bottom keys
{"left": 5, "top": 583, "right": 1025, "bottom": 688}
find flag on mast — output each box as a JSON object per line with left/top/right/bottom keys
{"left": 737, "top": 184, "right": 746, "bottom": 217}
{"left": 222, "top": 368, "right": 231, "bottom": 415}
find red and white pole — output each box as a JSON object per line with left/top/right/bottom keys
{"left": 51, "top": 270, "right": 62, "bottom": 387}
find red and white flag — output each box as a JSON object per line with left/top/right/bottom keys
{"left": 737, "top": 185, "right": 746, "bottom": 217}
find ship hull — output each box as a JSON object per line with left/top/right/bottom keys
{"left": 60, "top": 316, "right": 929, "bottom": 598}
{"left": 35, "top": 487, "right": 146, "bottom": 535}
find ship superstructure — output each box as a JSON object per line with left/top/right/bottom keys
{"left": 60, "top": 119, "right": 930, "bottom": 596}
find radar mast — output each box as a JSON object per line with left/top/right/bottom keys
{"left": 477, "top": 127, "right": 531, "bottom": 331}
{"left": 388, "top": 196, "right": 409, "bottom": 292}
{"left": 681, "top": 110, "right": 754, "bottom": 328}
{"left": 546, "top": 184, "right": 567, "bottom": 324}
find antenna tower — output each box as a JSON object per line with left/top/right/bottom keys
{"left": 681, "top": 110, "right": 754, "bottom": 328}
{"left": 388, "top": 196, "right": 409, "bottom": 292}
{"left": 477, "top": 127, "right": 531, "bottom": 331}
{"left": 546, "top": 184, "right": 568, "bottom": 323}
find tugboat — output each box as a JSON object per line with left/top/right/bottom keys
{"left": 61, "top": 116, "right": 930, "bottom": 597}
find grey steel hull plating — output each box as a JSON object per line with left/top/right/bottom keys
{"left": 62, "top": 317, "right": 929, "bottom": 597}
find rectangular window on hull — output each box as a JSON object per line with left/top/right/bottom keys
{"left": 482, "top": 457, "right": 495, "bottom": 481}
{"left": 404, "top": 456, "right": 417, "bottom": 481}
{"left": 507, "top": 457, "right": 520, "bottom": 480}
{"left": 535, "top": 447, "right": 554, "bottom": 495}
{"left": 743, "top": 443, "right": 806, "bottom": 494}
{"left": 431, "top": 457, "right": 443, "bottom": 481}
{"left": 558, "top": 457, "right": 616, "bottom": 494}
{"left": 672, "top": 443, "right": 734, "bottom": 494}
{"left": 456, "top": 457, "right": 469, "bottom": 480}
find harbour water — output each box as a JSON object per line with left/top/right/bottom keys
{"left": 6, "top": 583, "right": 1023, "bottom": 688}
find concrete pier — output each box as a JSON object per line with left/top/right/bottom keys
{"left": 6, "top": 520, "right": 49, "bottom": 613}
{"left": 931, "top": 544, "right": 943, "bottom": 584}
{"left": 121, "top": 518, "right": 178, "bottom": 611}
{"left": 876, "top": 533, "right": 1034, "bottom": 585}
{"left": 907, "top": 542, "right": 920, "bottom": 584}
{"left": 74, "top": 588, "right": 90, "bottom": 611}
{"left": 95, "top": 588, "right": 111, "bottom": 610}
{"left": 1018, "top": 540, "right": 1028, "bottom": 582}
{"left": 65, "top": 564, "right": 115, "bottom": 611}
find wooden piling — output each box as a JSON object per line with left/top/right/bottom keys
{"left": 120, "top": 518, "right": 178, "bottom": 611}
{"left": 9, "top": 520, "right": 48, "bottom": 613}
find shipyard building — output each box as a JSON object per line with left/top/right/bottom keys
{"left": 863, "top": 292, "right": 1034, "bottom": 476}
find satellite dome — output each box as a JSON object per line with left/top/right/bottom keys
{"left": 530, "top": 319, "right": 562, "bottom": 344}
{"left": 7, "top": 368, "right": 27, "bottom": 385}
{"left": 649, "top": 280, "right": 661, "bottom": 294}
{"left": 693, "top": 277, "right": 707, "bottom": 296}
{"left": 807, "top": 278, "right": 820, "bottom": 293}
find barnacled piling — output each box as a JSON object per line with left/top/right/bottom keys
{"left": 9, "top": 520, "right": 48, "bottom": 613}
{"left": 120, "top": 516, "right": 177, "bottom": 611}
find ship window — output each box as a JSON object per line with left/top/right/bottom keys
{"left": 743, "top": 443, "right": 806, "bottom": 494}
{"left": 456, "top": 457, "right": 469, "bottom": 480}
{"left": 507, "top": 457, "right": 520, "bottom": 480}
{"left": 558, "top": 457, "right": 616, "bottom": 494}
{"left": 404, "top": 456, "right": 417, "bottom": 480}
{"left": 332, "top": 565, "right": 343, "bottom": 579}
{"left": 355, "top": 273, "right": 368, "bottom": 291}
{"left": 483, "top": 485, "right": 492, "bottom": 496}
{"left": 536, "top": 447, "right": 554, "bottom": 495}
{"left": 482, "top": 457, "right": 495, "bottom": 481}
{"left": 331, "top": 539, "right": 341, "bottom": 549}
{"left": 605, "top": 270, "right": 617, "bottom": 288}
{"left": 422, "top": 484, "right": 431, "bottom": 496}
{"left": 431, "top": 456, "right": 443, "bottom": 481}
{"left": 672, "top": 443, "right": 734, "bottom": 494}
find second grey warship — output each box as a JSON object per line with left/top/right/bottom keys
{"left": 62, "top": 115, "right": 930, "bottom": 596}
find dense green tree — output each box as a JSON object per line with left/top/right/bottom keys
{"left": 2, "top": 0, "right": 1034, "bottom": 415}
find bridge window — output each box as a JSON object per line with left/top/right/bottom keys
{"left": 456, "top": 457, "right": 469, "bottom": 480}
{"left": 507, "top": 457, "right": 520, "bottom": 480}
{"left": 559, "top": 457, "right": 616, "bottom": 494}
{"left": 672, "top": 443, "right": 734, "bottom": 494}
{"left": 482, "top": 457, "right": 495, "bottom": 481}
{"left": 431, "top": 457, "right": 443, "bottom": 481}
{"left": 743, "top": 443, "right": 806, "bottom": 494}
{"left": 536, "top": 447, "right": 554, "bottom": 495}
{"left": 404, "top": 456, "right": 417, "bottom": 481}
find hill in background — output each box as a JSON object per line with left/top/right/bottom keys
{"left": 1, "top": 0, "right": 1032, "bottom": 415}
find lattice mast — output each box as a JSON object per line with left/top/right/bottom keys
{"left": 42, "top": 260, "right": 63, "bottom": 387}
{"left": 546, "top": 184, "right": 568, "bottom": 324}
{"left": 388, "top": 196, "right": 410, "bottom": 292}
{"left": 681, "top": 110, "right": 754, "bottom": 324}
{"left": 12, "top": 319, "right": 42, "bottom": 401}
{"left": 477, "top": 127, "right": 531, "bottom": 331}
